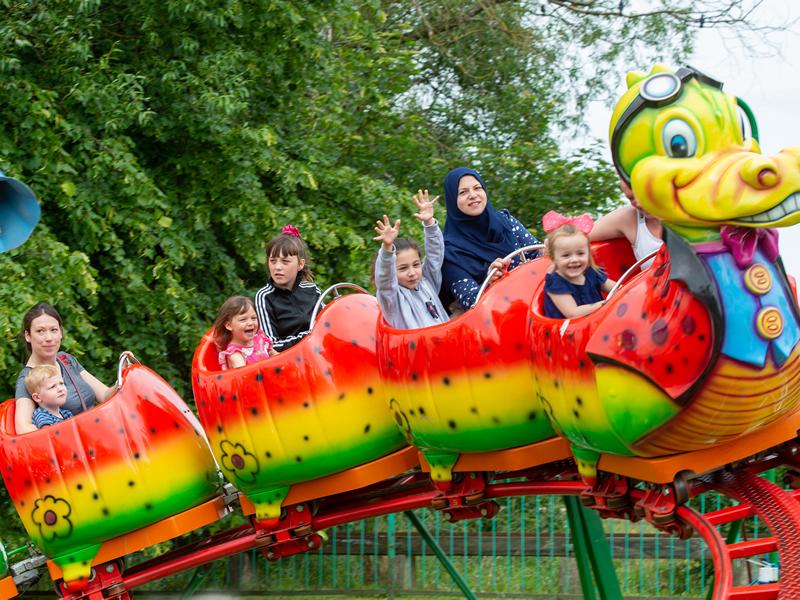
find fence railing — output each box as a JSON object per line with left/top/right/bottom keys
{"left": 126, "top": 492, "right": 775, "bottom": 598}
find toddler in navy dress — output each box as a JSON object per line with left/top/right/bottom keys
{"left": 542, "top": 211, "right": 616, "bottom": 319}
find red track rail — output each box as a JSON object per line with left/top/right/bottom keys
{"left": 15, "top": 448, "right": 800, "bottom": 600}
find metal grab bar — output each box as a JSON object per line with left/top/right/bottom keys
{"left": 473, "top": 244, "right": 545, "bottom": 306}
{"left": 116, "top": 350, "right": 140, "bottom": 388}
{"left": 604, "top": 249, "right": 660, "bottom": 302}
{"left": 310, "top": 282, "right": 370, "bottom": 328}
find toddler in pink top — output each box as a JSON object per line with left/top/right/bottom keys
{"left": 213, "top": 296, "right": 275, "bottom": 370}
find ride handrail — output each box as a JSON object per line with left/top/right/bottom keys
{"left": 474, "top": 244, "right": 545, "bottom": 305}
{"left": 310, "top": 282, "right": 370, "bottom": 327}
{"left": 116, "top": 350, "right": 140, "bottom": 388}
{"left": 603, "top": 249, "right": 659, "bottom": 302}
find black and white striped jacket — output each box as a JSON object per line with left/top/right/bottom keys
{"left": 254, "top": 279, "right": 322, "bottom": 351}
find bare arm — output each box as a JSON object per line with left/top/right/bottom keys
{"left": 14, "top": 397, "right": 37, "bottom": 434}
{"left": 589, "top": 206, "right": 637, "bottom": 246}
{"left": 227, "top": 352, "right": 246, "bottom": 369}
{"left": 80, "top": 370, "right": 114, "bottom": 402}
{"left": 547, "top": 293, "right": 604, "bottom": 318}
{"left": 601, "top": 278, "right": 617, "bottom": 294}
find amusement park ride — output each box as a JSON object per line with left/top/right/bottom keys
{"left": 2, "top": 64, "right": 800, "bottom": 600}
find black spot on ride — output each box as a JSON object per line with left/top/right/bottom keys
{"left": 576, "top": 397, "right": 583, "bottom": 406}
{"left": 616, "top": 303, "right": 628, "bottom": 317}
{"left": 651, "top": 319, "right": 668, "bottom": 345}
{"left": 528, "top": 411, "right": 537, "bottom": 420}
{"left": 256, "top": 374, "right": 263, "bottom": 382}
{"left": 484, "top": 372, "right": 492, "bottom": 379}
{"left": 682, "top": 315, "right": 696, "bottom": 335}
{"left": 418, "top": 407, "right": 426, "bottom": 416}
{"left": 620, "top": 329, "right": 637, "bottom": 350}
{"left": 324, "top": 321, "right": 331, "bottom": 328}
{"left": 443, "top": 377, "right": 450, "bottom": 386}
{"left": 251, "top": 407, "right": 258, "bottom": 416}
{"left": 296, "top": 456, "right": 303, "bottom": 463}
{"left": 367, "top": 387, "right": 373, "bottom": 395}
{"left": 470, "top": 406, "right": 478, "bottom": 414}
{"left": 274, "top": 367, "right": 282, "bottom": 375}
{"left": 448, "top": 420, "right": 457, "bottom": 430}
{"left": 364, "top": 424, "right": 371, "bottom": 433}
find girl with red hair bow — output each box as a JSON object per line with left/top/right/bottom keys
{"left": 542, "top": 211, "right": 616, "bottom": 319}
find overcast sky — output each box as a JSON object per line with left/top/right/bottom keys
{"left": 586, "top": 0, "right": 800, "bottom": 274}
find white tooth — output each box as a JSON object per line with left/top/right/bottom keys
{"left": 785, "top": 194, "right": 799, "bottom": 213}
{"left": 767, "top": 205, "right": 785, "bottom": 221}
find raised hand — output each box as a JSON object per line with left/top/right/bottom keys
{"left": 373, "top": 215, "right": 401, "bottom": 250}
{"left": 413, "top": 189, "right": 439, "bottom": 226}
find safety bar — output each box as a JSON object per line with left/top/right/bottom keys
{"left": 310, "top": 282, "right": 370, "bottom": 327}
{"left": 473, "top": 244, "right": 545, "bottom": 305}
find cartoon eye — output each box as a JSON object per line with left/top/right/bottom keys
{"left": 736, "top": 104, "right": 753, "bottom": 142}
{"left": 662, "top": 119, "right": 697, "bottom": 158}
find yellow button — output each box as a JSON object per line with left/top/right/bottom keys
{"left": 756, "top": 307, "right": 783, "bottom": 340}
{"left": 744, "top": 264, "right": 772, "bottom": 295}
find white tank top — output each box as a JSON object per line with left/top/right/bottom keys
{"left": 633, "top": 210, "right": 663, "bottom": 267}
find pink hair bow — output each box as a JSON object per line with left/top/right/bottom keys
{"left": 542, "top": 210, "right": 594, "bottom": 235}
{"left": 281, "top": 224, "right": 301, "bottom": 238}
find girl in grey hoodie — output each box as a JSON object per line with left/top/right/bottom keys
{"left": 372, "top": 190, "right": 450, "bottom": 329}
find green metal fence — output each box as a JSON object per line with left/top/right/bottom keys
{"left": 131, "top": 491, "right": 775, "bottom": 598}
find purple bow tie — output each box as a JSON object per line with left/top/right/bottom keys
{"left": 720, "top": 225, "right": 780, "bottom": 268}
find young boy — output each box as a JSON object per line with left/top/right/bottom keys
{"left": 25, "top": 365, "right": 74, "bottom": 429}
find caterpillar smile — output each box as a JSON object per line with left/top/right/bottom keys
{"left": 736, "top": 192, "right": 800, "bottom": 224}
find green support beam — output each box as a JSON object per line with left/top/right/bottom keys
{"left": 404, "top": 510, "right": 478, "bottom": 600}
{"left": 563, "top": 496, "right": 624, "bottom": 600}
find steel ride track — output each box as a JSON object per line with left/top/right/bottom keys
{"left": 3, "top": 436, "right": 799, "bottom": 600}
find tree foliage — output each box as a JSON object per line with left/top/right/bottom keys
{"left": 0, "top": 0, "right": 764, "bottom": 394}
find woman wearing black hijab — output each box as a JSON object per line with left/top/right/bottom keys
{"left": 441, "top": 167, "right": 540, "bottom": 310}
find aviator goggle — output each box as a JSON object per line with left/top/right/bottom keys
{"left": 610, "top": 66, "right": 759, "bottom": 185}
